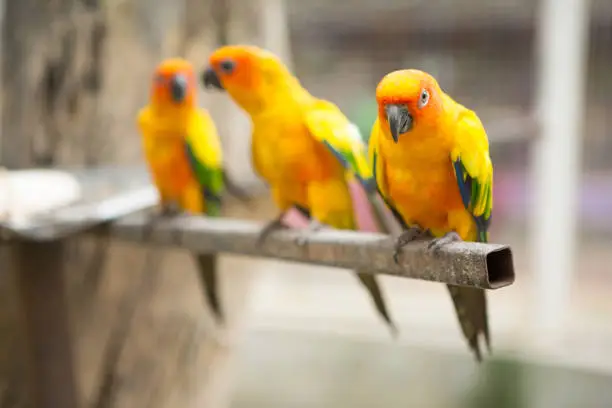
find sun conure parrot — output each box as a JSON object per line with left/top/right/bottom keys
{"left": 137, "top": 57, "right": 249, "bottom": 325}
{"left": 201, "top": 45, "right": 398, "bottom": 336}
{"left": 369, "top": 69, "right": 494, "bottom": 362}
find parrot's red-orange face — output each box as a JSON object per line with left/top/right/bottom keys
{"left": 201, "top": 45, "right": 289, "bottom": 102}
{"left": 201, "top": 45, "right": 291, "bottom": 113}
{"left": 150, "top": 58, "right": 197, "bottom": 106}
{"left": 376, "top": 69, "right": 443, "bottom": 142}
{"left": 202, "top": 45, "right": 263, "bottom": 92}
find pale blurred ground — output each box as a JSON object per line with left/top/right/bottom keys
{"left": 231, "top": 330, "right": 612, "bottom": 408}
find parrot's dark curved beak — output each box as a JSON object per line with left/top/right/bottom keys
{"left": 385, "top": 104, "right": 413, "bottom": 143}
{"left": 170, "top": 74, "right": 188, "bottom": 103}
{"left": 201, "top": 67, "right": 224, "bottom": 91}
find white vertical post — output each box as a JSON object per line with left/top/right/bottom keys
{"left": 530, "top": 0, "right": 590, "bottom": 338}
{"left": 259, "top": 0, "right": 293, "bottom": 69}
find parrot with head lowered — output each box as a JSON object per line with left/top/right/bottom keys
{"left": 138, "top": 57, "right": 249, "bottom": 325}
{"left": 201, "top": 45, "right": 398, "bottom": 336}
{"left": 369, "top": 69, "right": 494, "bottom": 361}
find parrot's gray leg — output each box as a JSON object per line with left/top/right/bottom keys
{"left": 256, "top": 212, "right": 288, "bottom": 248}
{"left": 393, "top": 226, "right": 429, "bottom": 264}
{"left": 427, "top": 231, "right": 462, "bottom": 255}
{"left": 145, "top": 203, "right": 180, "bottom": 231}
{"left": 153, "top": 202, "right": 181, "bottom": 218}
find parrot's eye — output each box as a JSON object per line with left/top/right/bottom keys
{"left": 418, "top": 89, "right": 429, "bottom": 109}
{"left": 219, "top": 59, "right": 236, "bottom": 74}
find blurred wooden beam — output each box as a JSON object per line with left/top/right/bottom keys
{"left": 110, "top": 214, "right": 515, "bottom": 290}
{"left": 0, "top": 0, "right": 104, "bottom": 405}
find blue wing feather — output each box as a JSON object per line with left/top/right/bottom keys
{"left": 453, "top": 159, "right": 472, "bottom": 209}
{"left": 322, "top": 139, "right": 377, "bottom": 193}
{"left": 452, "top": 158, "right": 490, "bottom": 243}
{"left": 322, "top": 139, "right": 349, "bottom": 168}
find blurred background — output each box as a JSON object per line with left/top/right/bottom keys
{"left": 1, "top": 0, "right": 612, "bottom": 407}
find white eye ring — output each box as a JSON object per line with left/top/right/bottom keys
{"left": 417, "top": 89, "right": 429, "bottom": 109}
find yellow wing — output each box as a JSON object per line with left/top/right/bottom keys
{"left": 367, "top": 117, "right": 390, "bottom": 200}
{"left": 303, "top": 99, "right": 374, "bottom": 191}
{"left": 187, "top": 109, "right": 223, "bottom": 170}
{"left": 449, "top": 105, "right": 494, "bottom": 243}
{"left": 185, "top": 109, "right": 225, "bottom": 216}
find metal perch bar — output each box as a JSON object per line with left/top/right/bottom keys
{"left": 109, "top": 213, "right": 515, "bottom": 290}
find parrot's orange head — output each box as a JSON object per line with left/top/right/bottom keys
{"left": 376, "top": 69, "right": 443, "bottom": 143}
{"left": 201, "top": 45, "right": 294, "bottom": 111}
{"left": 150, "top": 58, "right": 197, "bottom": 107}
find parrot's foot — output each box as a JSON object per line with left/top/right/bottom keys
{"left": 152, "top": 203, "right": 181, "bottom": 218}
{"left": 146, "top": 204, "right": 180, "bottom": 229}
{"left": 144, "top": 204, "right": 181, "bottom": 241}
{"left": 393, "top": 226, "right": 429, "bottom": 264}
{"left": 256, "top": 216, "right": 288, "bottom": 248}
{"left": 296, "top": 220, "right": 328, "bottom": 247}
{"left": 427, "top": 231, "right": 462, "bottom": 256}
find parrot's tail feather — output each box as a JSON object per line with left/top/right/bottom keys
{"left": 194, "top": 254, "right": 223, "bottom": 325}
{"left": 446, "top": 285, "right": 490, "bottom": 363}
{"left": 222, "top": 171, "right": 253, "bottom": 204}
{"left": 355, "top": 271, "right": 398, "bottom": 338}
{"left": 366, "top": 192, "right": 402, "bottom": 235}
{"left": 371, "top": 190, "right": 409, "bottom": 231}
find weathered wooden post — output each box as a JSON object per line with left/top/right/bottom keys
{"left": 0, "top": 0, "right": 292, "bottom": 407}
{"left": 11, "top": 240, "right": 79, "bottom": 408}
{"left": 2, "top": 0, "right": 105, "bottom": 405}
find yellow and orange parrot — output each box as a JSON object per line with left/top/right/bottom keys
{"left": 369, "top": 69, "right": 494, "bottom": 361}
{"left": 201, "top": 45, "right": 397, "bottom": 335}
{"left": 138, "top": 58, "right": 246, "bottom": 325}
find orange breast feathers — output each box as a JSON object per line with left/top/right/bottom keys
{"left": 142, "top": 134, "right": 195, "bottom": 199}
{"left": 375, "top": 119, "right": 466, "bottom": 229}
{"left": 383, "top": 157, "right": 465, "bottom": 228}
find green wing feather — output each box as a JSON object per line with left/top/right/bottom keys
{"left": 184, "top": 111, "right": 225, "bottom": 217}
{"left": 450, "top": 109, "right": 494, "bottom": 243}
